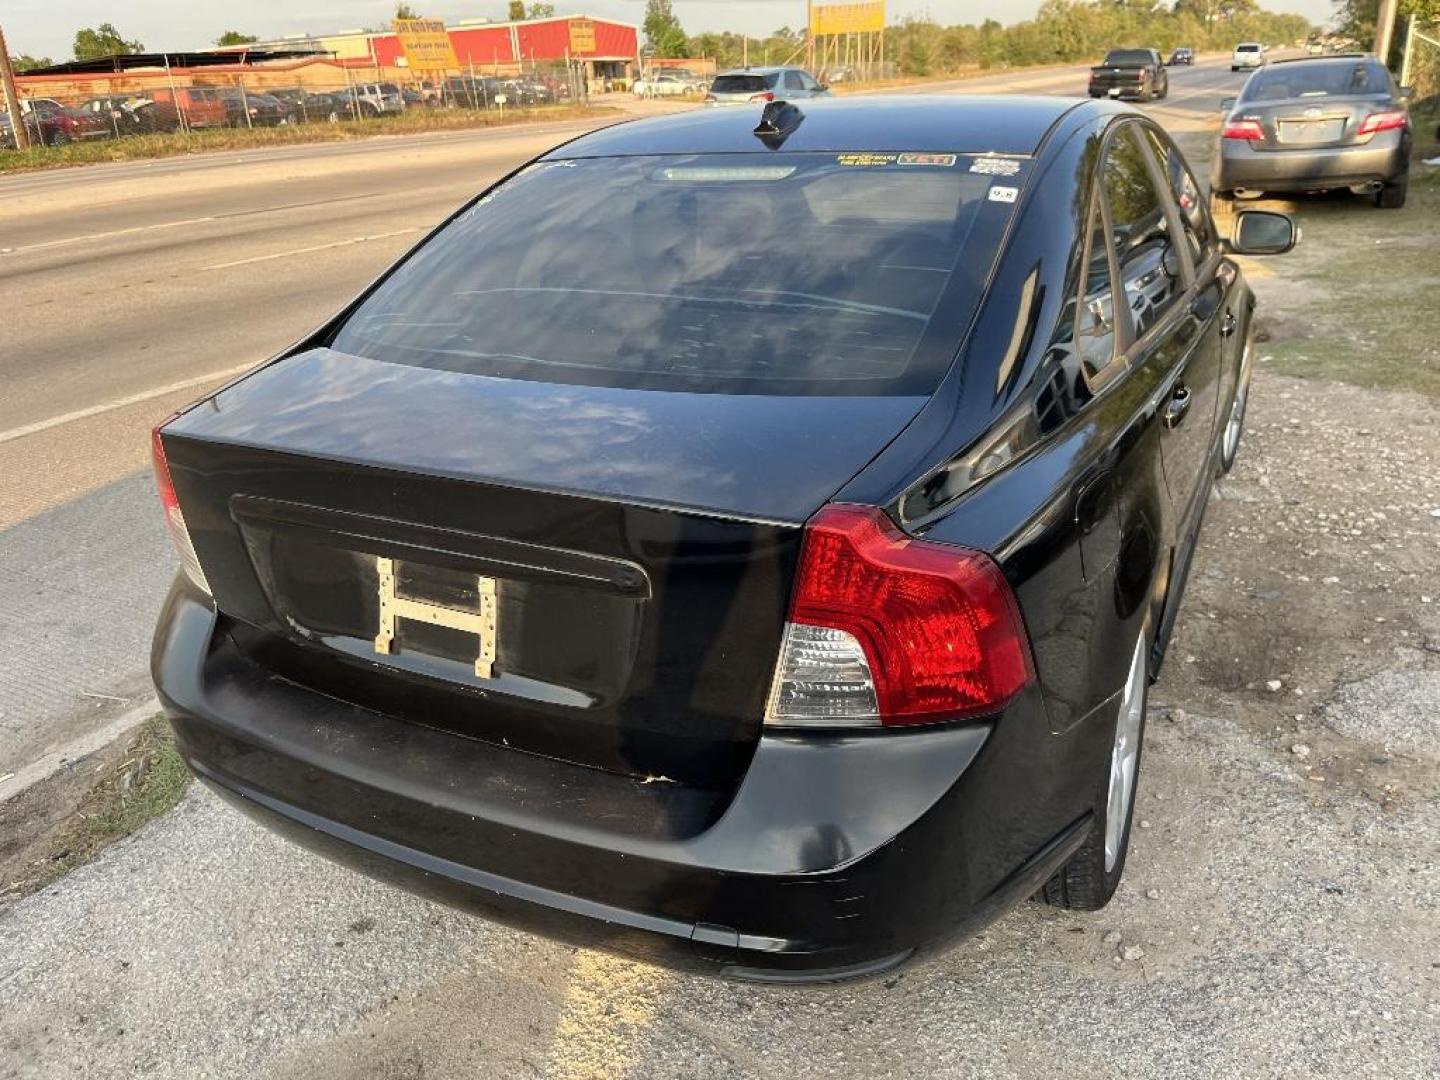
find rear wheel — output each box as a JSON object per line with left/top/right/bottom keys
{"left": 1376, "top": 174, "right": 1408, "bottom": 209}
{"left": 1040, "top": 630, "right": 1149, "bottom": 910}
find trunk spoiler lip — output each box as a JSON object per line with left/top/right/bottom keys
{"left": 162, "top": 426, "right": 812, "bottom": 532}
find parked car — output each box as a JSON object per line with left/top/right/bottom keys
{"left": 1088, "top": 48, "right": 1169, "bottom": 101}
{"left": 1168, "top": 47, "right": 1194, "bottom": 66}
{"left": 444, "top": 76, "right": 499, "bottom": 109}
{"left": 636, "top": 70, "right": 700, "bottom": 97}
{"left": 268, "top": 88, "right": 343, "bottom": 122}
{"left": 213, "top": 88, "right": 289, "bottom": 127}
{"left": 1213, "top": 55, "right": 1414, "bottom": 209}
{"left": 19, "top": 98, "right": 111, "bottom": 146}
{"left": 151, "top": 86, "right": 229, "bottom": 130}
{"left": 353, "top": 82, "right": 405, "bottom": 116}
{"left": 705, "top": 66, "right": 829, "bottom": 106}
{"left": 152, "top": 95, "right": 1296, "bottom": 983}
{"left": 1231, "top": 42, "right": 1266, "bottom": 71}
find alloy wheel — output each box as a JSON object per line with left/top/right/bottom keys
{"left": 1105, "top": 634, "right": 1147, "bottom": 872}
{"left": 1222, "top": 342, "right": 1252, "bottom": 465}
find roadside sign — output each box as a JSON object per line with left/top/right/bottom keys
{"left": 568, "top": 18, "right": 597, "bottom": 55}
{"left": 811, "top": 2, "right": 885, "bottom": 37}
{"left": 393, "top": 18, "right": 459, "bottom": 73}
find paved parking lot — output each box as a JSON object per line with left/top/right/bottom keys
{"left": 2, "top": 60, "right": 1437, "bottom": 1079}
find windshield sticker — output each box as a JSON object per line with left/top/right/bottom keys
{"left": 836, "top": 152, "right": 899, "bottom": 167}
{"left": 897, "top": 152, "right": 957, "bottom": 167}
{"left": 970, "top": 156, "right": 1022, "bottom": 177}
{"left": 988, "top": 185, "right": 1019, "bottom": 204}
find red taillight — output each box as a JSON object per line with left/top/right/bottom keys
{"left": 1222, "top": 119, "right": 1265, "bottom": 141}
{"left": 151, "top": 422, "right": 211, "bottom": 594}
{"left": 1357, "top": 110, "right": 1406, "bottom": 136}
{"left": 766, "top": 505, "right": 1033, "bottom": 728}
{"left": 749, "top": 91, "right": 775, "bottom": 102}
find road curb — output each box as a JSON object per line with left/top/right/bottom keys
{"left": 0, "top": 698, "right": 158, "bottom": 805}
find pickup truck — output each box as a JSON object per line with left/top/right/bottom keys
{"left": 1088, "top": 48, "right": 1169, "bottom": 101}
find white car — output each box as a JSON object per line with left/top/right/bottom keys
{"left": 1231, "top": 43, "right": 1265, "bottom": 72}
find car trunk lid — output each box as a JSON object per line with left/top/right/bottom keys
{"left": 1240, "top": 94, "right": 1393, "bottom": 150}
{"left": 161, "top": 348, "right": 929, "bottom": 788}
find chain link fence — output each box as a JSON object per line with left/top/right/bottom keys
{"left": 2, "top": 61, "right": 592, "bottom": 152}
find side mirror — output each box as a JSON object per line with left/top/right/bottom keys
{"left": 1219, "top": 96, "right": 1236, "bottom": 112}
{"left": 1227, "top": 209, "right": 1298, "bottom": 255}
{"left": 1397, "top": 85, "right": 1415, "bottom": 101}
{"left": 818, "top": 83, "right": 830, "bottom": 92}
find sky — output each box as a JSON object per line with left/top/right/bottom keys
{"left": 6, "top": 0, "right": 1334, "bottom": 63}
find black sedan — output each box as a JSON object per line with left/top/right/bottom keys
{"left": 1169, "top": 47, "right": 1194, "bottom": 66}
{"left": 151, "top": 96, "right": 1294, "bottom": 982}
{"left": 1213, "top": 55, "right": 1414, "bottom": 209}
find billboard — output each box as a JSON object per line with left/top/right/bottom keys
{"left": 568, "top": 18, "right": 597, "bottom": 55}
{"left": 811, "top": 2, "right": 885, "bottom": 36}
{"left": 393, "top": 18, "right": 459, "bottom": 72}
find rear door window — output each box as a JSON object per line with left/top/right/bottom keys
{"left": 1102, "top": 126, "right": 1185, "bottom": 339}
{"left": 1075, "top": 196, "right": 1121, "bottom": 387}
{"left": 1143, "top": 126, "right": 1216, "bottom": 264}
{"left": 330, "top": 152, "right": 1031, "bottom": 397}
{"left": 784, "top": 71, "right": 805, "bottom": 91}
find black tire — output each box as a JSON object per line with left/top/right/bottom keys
{"left": 1039, "top": 632, "right": 1150, "bottom": 910}
{"left": 1376, "top": 174, "right": 1408, "bottom": 209}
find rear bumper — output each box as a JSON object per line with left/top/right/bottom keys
{"left": 153, "top": 581, "right": 1093, "bottom": 983}
{"left": 1214, "top": 131, "right": 1407, "bottom": 191}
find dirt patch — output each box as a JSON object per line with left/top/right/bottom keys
{"left": 1152, "top": 369, "right": 1440, "bottom": 810}
{"left": 0, "top": 717, "right": 189, "bottom": 906}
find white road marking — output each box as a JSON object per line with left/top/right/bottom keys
{"left": 0, "top": 216, "right": 217, "bottom": 256}
{"left": 203, "top": 227, "right": 422, "bottom": 270}
{"left": 0, "top": 364, "right": 255, "bottom": 445}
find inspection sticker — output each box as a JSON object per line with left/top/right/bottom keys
{"left": 988, "top": 185, "right": 1019, "bottom": 203}
{"left": 969, "top": 155, "right": 1022, "bottom": 176}
{"left": 836, "top": 153, "right": 898, "bottom": 167}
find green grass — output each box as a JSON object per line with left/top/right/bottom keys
{"left": 1251, "top": 140, "right": 1440, "bottom": 399}
{"left": 9, "top": 717, "right": 191, "bottom": 898}
{"left": 0, "top": 104, "right": 615, "bottom": 173}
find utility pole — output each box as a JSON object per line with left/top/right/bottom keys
{"left": 1375, "top": 0, "right": 1399, "bottom": 66}
{"left": 0, "top": 24, "right": 33, "bottom": 151}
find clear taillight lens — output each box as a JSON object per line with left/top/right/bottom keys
{"left": 765, "top": 505, "right": 1033, "bottom": 729}
{"left": 151, "top": 423, "right": 211, "bottom": 595}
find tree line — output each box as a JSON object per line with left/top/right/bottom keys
{"left": 648, "top": 0, "right": 1315, "bottom": 71}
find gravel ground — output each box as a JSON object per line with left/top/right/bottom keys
{"left": 2, "top": 369, "right": 1437, "bottom": 1080}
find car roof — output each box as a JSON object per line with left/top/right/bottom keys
{"left": 713, "top": 66, "right": 796, "bottom": 76}
{"left": 1266, "top": 53, "right": 1374, "bottom": 67}
{"left": 546, "top": 95, "right": 1083, "bottom": 158}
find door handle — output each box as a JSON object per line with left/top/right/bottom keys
{"left": 1164, "top": 384, "right": 1193, "bottom": 429}
{"left": 1220, "top": 309, "right": 1238, "bottom": 337}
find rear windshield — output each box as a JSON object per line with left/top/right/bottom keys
{"left": 1102, "top": 50, "right": 1153, "bottom": 65}
{"left": 1241, "top": 62, "right": 1388, "bottom": 101}
{"left": 330, "top": 152, "right": 1029, "bottom": 396}
{"left": 1236, "top": 44, "right": 1263, "bottom": 53}
{"left": 711, "top": 74, "right": 776, "bottom": 93}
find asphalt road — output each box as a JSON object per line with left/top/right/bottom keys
{"left": 14, "top": 58, "right": 1432, "bottom": 1080}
